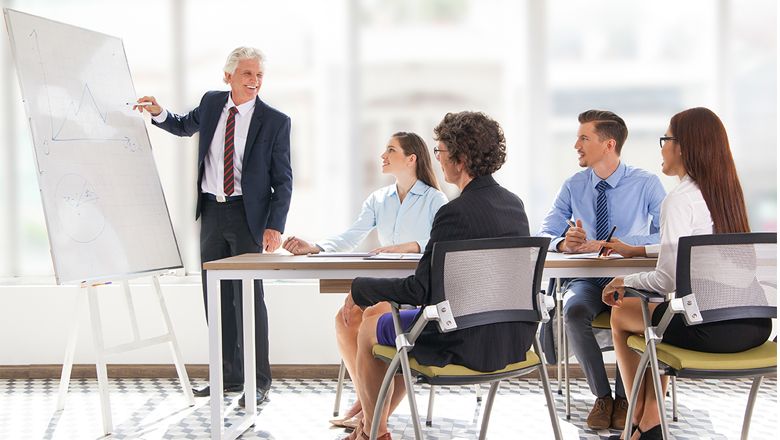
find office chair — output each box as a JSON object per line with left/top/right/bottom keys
{"left": 334, "top": 343, "right": 482, "bottom": 425}
{"left": 369, "top": 236, "right": 562, "bottom": 440}
{"left": 621, "top": 232, "right": 777, "bottom": 440}
{"left": 553, "top": 283, "right": 677, "bottom": 423}
{"left": 334, "top": 343, "right": 482, "bottom": 424}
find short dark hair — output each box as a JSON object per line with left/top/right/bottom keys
{"left": 578, "top": 109, "right": 628, "bottom": 155}
{"left": 433, "top": 111, "right": 507, "bottom": 178}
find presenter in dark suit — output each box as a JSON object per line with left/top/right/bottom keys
{"left": 339, "top": 111, "right": 532, "bottom": 440}
{"left": 135, "top": 46, "right": 292, "bottom": 406}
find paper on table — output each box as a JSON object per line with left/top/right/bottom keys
{"left": 307, "top": 252, "right": 375, "bottom": 257}
{"left": 363, "top": 253, "right": 423, "bottom": 260}
{"left": 562, "top": 252, "right": 625, "bottom": 259}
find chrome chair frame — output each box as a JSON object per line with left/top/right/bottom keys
{"left": 368, "top": 236, "right": 562, "bottom": 440}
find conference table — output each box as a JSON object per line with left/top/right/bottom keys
{"left": 203, "top": 252, "right": 657, "bottom": 440}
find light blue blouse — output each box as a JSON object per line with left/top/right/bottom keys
{"left": 315, "top": 180, "right": 448, "bottom": 253}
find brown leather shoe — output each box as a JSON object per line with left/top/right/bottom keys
{"left": 586, "top": 395, "right": 613, "bottom": 430}
{"left": 611, "top": 396, "right": 629, "bottom": 430}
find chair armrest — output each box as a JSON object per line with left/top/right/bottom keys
{"left": 670, "top": 295, "right": 703, "bottom": 326}
{"left": 537, "top": 291, "right": 555, "bottom": 323}
{"left": 388, "top": 301, "right": 458, "bottom": 348}
{"left": 624, "top": 287, "right": 666, "bottom": 303}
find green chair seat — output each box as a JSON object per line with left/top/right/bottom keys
{"left": 627, "top": 336, "right": 777, "bottom": 372}
{"left": 373, "top": 344, "right": 540, "bottom": 379}
{"left": 591, "top": 310, "right": 611, "bottom": 329}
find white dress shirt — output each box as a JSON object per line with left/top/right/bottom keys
{"left": 153, "top": 95, "right": 255, "bottom": 196}
{"left": 624, "top": 175, "right": 713, "bottom": 294}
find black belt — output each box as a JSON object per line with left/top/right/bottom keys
{"left": 203, "top": 193, "right": 243, "bottom": 202}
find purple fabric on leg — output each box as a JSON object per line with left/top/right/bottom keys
{"left": 376, "top": 309, "right": 421, "bottom": 346}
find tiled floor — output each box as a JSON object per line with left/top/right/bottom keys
{"left": 0, "top": 376, "right": 775, "bottom": 439}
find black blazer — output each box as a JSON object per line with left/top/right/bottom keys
{"left": 352, "top": 175, "right": 535, "bottom": 371}
{"left": 153, "top": 91, "right": 293, "bottom": 246}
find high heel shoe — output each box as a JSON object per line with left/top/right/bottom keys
{"left": 607, "top": 424, "right": 638, "bottom": 440}
{"left": 638, "top": 424, "right": 662, "bottom": 440}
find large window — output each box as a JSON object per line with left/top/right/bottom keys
{"left": 1, "top": 0, "right": 775, "bottom": 277}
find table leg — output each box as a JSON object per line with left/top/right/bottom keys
{"left": 208, "top": 271, "right": 224, "bottom": 440}
{"left": 243, "top": 278, "right": 257, "bottom": 418}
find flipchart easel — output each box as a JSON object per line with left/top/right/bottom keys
{"left": 5, "top": 8, "right": 195, "bottom": 435}
{"left": 56, "top": 273, "right": 195, "bottom": 435}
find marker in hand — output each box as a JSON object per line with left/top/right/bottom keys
{"left": 128, "top": 102, "right": 153, "bottom": 106}
{"left": 598, "top": 225, "right": 617, "bottom": 257}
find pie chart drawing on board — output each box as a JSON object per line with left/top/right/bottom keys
{"left": 55, "top": 173, "right": 106, "bottom": 243}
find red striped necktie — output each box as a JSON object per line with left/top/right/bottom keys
{"left": 223, "top": 107, "right": 238, "bottom": 195}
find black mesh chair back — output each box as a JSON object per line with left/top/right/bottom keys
{"left": 675, "top": 232, "right": 777, "bottom": 324}
{"left": 368, "top": 236, "right": 562, "bottom": 440}
{"left": 622, "top": 232, "right": 777, "bottom": 440}
{"left": 430, "top": 236, "right": 548, "bottom": 329}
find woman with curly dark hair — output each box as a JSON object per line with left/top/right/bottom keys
{"left": 338, "top": 111, "right": 532, "bottom": 440}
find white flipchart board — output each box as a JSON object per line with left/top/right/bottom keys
{"left": 4, "top": 9, "right": 183, "bottom": 284}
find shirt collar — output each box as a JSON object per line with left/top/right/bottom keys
{"left": 390, "top": 179, "right": 426, "bottom": 197}
{"left": 226, "top": 95, "right": 256, "bottom": 117}
{"left": 590, "top": 161, "right": 626, "bottom": 189}
{"left": 409, "top": 179, "right": 427, "bottom": 195}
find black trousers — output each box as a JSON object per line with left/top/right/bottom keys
{"left": 200, "top": 197, "right": 272, "bottom": 389}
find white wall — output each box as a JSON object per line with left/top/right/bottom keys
{"left": 0, "top": 278, "right": 346, "bottom": 365}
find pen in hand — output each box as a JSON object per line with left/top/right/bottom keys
{"left": 598, "top": 225, "right": 617, "bottom": 257}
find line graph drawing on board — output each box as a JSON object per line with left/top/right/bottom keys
{"left": 31, "top": 29, "right": 143, "bottom": 156}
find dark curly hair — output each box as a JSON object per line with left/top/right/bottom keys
{"left": 433, "top": 111, "right": 507, "bottom": 178}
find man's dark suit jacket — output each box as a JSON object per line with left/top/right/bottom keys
{"left": 153, "top": 91, "right": 293, "bottom": 245}
{"left": 351, "top": 175, "right": 535, "bottom": 371}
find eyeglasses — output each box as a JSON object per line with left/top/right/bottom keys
{"left": 433, "top": 147, "right": 447, "bottom": 160}
{"left": 659, "top": 136, "right": 677, "bottom": 148}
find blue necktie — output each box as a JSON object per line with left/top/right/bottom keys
{"left": 595, "top": 180, "right": 611, "bottom": 286}
{"left": 595, "top": 180, "right": 610, "bottom": 241}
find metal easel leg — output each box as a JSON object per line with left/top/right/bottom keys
{"left": 151, "top": 276, "right": 194, "bottom": 405}
{"left": 56, "top": 287, "right": 87, "bottom": 411}
{"left": 121, "top": 280, "right": 141, "bottom": 341}
{"left": 87, "top": 284, "right": 113, "bottom": 435}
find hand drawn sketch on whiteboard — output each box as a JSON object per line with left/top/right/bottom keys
{"left": 4, "top": 9, "right": 183, "bottom": 284}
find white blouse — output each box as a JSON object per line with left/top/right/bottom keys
{"left": 624, "top": 175, "right": 713, "bottom": 294}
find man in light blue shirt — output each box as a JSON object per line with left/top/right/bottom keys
{"left": 537, "top": 110, "right": 666, "bottom": 431}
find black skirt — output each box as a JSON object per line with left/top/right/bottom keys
{"left": 651, "top": 301, "right": 772, "bottom": 353}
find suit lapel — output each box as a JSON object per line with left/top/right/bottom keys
{"left": 200, "top": 92, "right": 230, "bottom": 160}
{"left": 244, "top": 96, "right": 265, "bottom": 159}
